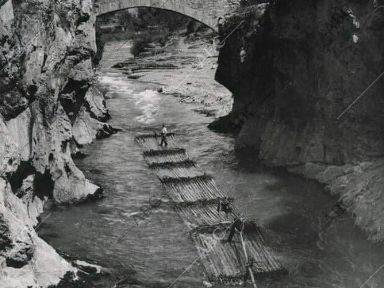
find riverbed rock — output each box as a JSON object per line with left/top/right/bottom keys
{"left": 216, "top": 1, "right": 384, "bottom": 240}
{"left": 72, "top": 105, "right": 117, "bottom": 145}
{"left": 84, "top": 85, "right": 111, "bottom": 122}
{"left": 0, "top": 177, "right": 77, "bottom": 287}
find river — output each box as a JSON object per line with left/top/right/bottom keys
{"left": 38, "top": 39, "right": 384, "bottom": 288}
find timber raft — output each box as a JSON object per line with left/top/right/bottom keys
{"left": 135, "top": 132, "right": 285, "bottom": 285}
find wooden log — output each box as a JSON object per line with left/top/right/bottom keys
{"left": 143, "top": 148, "right": 186, "bottom": 157}
{"left": 135, "top": 132, "right": 176, "bottom": 141}
{"left": 240, "top": 232, "right": 258, "bottom": 288}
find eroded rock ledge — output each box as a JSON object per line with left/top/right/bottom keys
{"left": 214, "top": 1, "right": 384, "bottom": 240}
{"left": 0, "top": 0, "right": 115, "bottom": 286}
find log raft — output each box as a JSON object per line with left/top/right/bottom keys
{"left": 135, "top": 133, "right": 285, "bottom": 284}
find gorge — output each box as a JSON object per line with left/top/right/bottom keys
{"left": 1, "top": 0, "right": 384, "bottom": 287}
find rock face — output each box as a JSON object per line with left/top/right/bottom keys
{"left": 215, "top": 1, "right": 384, "bottom": 240}
{"left": 0, "top": 0, "right": 113, "bottom": 286}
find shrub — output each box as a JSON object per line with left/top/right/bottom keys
{"left": 130, "top": 30, "right": 170, "bottom": 57}
{"left": 130, "top": 37, "right": 149, "bottom": 57}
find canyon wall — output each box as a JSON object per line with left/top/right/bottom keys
{"left": 215, "top": 1, "right": 384, "bottom": 240}
{"left": 0, "top": 0, "right": 113, "bottom": 286}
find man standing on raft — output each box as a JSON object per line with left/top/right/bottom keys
{"left": 160, "top": 124, "right": 168, "bottom": 147}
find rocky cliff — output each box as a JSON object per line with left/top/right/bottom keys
{"left": 214, "top": 1, "right": 384, "bottom": 240}
{"left": 0, "top": 0, "right": 114, "bottom": 286}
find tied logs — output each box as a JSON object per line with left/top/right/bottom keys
{"left": 136, "top": 132, "right": 285, "bottom": 284}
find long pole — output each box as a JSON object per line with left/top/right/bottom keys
{"left": 240, "top": 232, "right": 258, "bottom": 288}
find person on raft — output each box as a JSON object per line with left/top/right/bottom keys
{"left": 226, "top": 217, "right": 245, "bottom": 244}
{"left": 217, "top": 198, "right": 232, "bottom": 215}
{"left": 217, "top": 17, "right": 224, "bottom": 39}
{"left": 160, "top": 124, "right": 168, "bottom": 147}
{"left": 243, "top": 256, "right": 255, "bottom": 283}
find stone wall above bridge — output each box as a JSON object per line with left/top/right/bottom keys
{"left": 94, "top": 0, "right": 241, "bottom": 30}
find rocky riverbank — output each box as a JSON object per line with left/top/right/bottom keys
{"left": 107, "top": 34, "right": 233, "bottom": 119}
{"left": 0, "top": 0, "right": 116, "bottom": 286}
{"left": 214, "top": 1, "right": 384, "bottom": 241}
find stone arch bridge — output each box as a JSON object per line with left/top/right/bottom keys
{"left": 94, "top": 0, "right": 241, "bottom": 31}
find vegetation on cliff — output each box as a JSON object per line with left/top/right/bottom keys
{"left": 95, "top": 7, "right": 210, "bottom": 60}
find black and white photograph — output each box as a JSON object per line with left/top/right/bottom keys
{"left": 0, "top": 0, "right": 384, "bottom": 287}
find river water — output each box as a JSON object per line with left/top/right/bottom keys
{"left": 38, "top": 40, "right": 384, "bottom": 288}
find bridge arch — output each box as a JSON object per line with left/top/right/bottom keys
{"left": 94, "top": 0, "right": 240, "bottom": 31}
